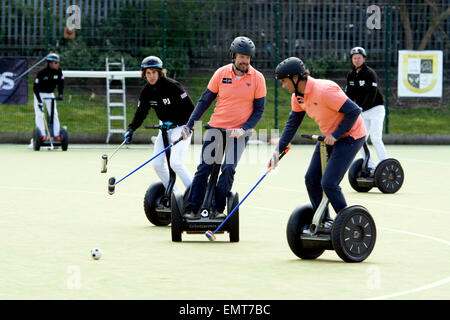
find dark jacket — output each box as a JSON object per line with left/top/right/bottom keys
{"left": 128, "top": 77, "right": 195, "bottom": 131}
{"left": 345, "top": 63, "right": 384, "bottom": 112}
{"left": 33, "top": 66, "right": 64, "bottom": 103}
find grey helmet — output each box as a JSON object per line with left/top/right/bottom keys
{"left": 45, "top": 53, "right": 60, "bottom": 62}
{"left": 350, "top": 47, "right": 367, "bottom": 58}
{"left": 141, "top": 56, "right": 163, "bottom": 70}
{"left": 229, "top": 36, "right": 255, "bottom": 59}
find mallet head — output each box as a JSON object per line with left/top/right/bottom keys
{"left": 101, "top": 154, "right": 108, "bottom": 173}
{"left": 205, "top": 230, "right": 216, "bottom": 241}
{"left": 108, "top": 177, "right": 116, "bottom": 195}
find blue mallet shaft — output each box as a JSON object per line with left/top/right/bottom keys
{"left": 211, "top": 147, "right": 291, "bottom": 235}
{"left": 212, "top": 170, "right": 270, "bottom": 235}
{"left": 114, "top": 136, "right": 183, "bottom": 186}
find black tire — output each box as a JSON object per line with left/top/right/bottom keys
{"left": 286, "top": 204, "right": 325, "bottom": 260}
{"left": 60, "top": 127, "right": 69, "bottom": 151}
{"left": 374, "top": 158, "right": 404, "bottom": 194}
{"left": 227, "top": 192, "right": 239, "bottom": 242}
{"left": 143, "top": 182, "right": 171, "bottom": 226}
{"left": 32, "top": 128, "right": 41, "bottom": 151}
{"left": 348, "top": 158, "right": 373, "bottom": 192}
{"left": 171, "top": 193, "right": 183, "bottom": 242}
{"left": 331, "top": 205, "right": 376, "bottom": 263}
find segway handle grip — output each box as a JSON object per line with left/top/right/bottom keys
{"left": 300, "top": 134, "right": 325, "bottom": 142}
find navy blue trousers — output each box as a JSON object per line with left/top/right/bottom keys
{"left": 305, "top": 136, "right": 365, "bottom": 219}
{"left": 186, "top": 128, "right": 249, "bottom": 213}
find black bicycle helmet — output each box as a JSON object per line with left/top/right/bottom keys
{"left": 141, "top": 56, "right": 163, "bottom": 70}
{"left": 275, "top": 57, "right": 307, "bottom": 80}
{"left": 229, "top": 36, "right": 255, "bottom": 59}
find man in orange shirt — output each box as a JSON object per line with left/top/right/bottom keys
{"left": 182, "top": 36, "right": 266, "bottom": 219}
{"left": 268, "top": 57, "right": 366, "bottom": 222}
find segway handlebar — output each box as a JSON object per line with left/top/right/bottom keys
{"left": 300, "top": 134, "right": 325, "bottom": 142}
{"left": 144, "top": 124, "right": 178, "bottom": 130}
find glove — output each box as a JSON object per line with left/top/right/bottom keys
{"left": 230, "top": 128, "right": 246, "bottom": 139}
{"left": 161, "top": 121, "right": 173, "bottom": 130}
{"left": 124, "top": 129, "right": 133, "bottom": 144}
{"left": 56, "top": 94, "right": 63, "bottom": 101}
{"left": 37, "top": 102, "right": 43, "bottom": 112}
{"left": 268, "top": 151, "right": 280, "bottom": 170}
{"left": 181, "top": 126, "right": 192, "bottom": 141}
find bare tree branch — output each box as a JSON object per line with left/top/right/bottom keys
{"left": 398, "top": 0, "right": 414, "bottom": 50}
{"left": 418, "top": 6, "right": 450, "bottom": 50}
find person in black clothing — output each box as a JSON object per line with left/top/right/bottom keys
{"left": 124, "top": 56, "right": 195, "bottom": 191}
{"left": 33, "top": 53, "right": 64, "bottom": 141}
{"left": 345, "top": 47, "right": 388, "bottom": 174}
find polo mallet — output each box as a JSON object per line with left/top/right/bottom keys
{"left": 205, "top": 147, "right": 291, "bottom": 241}
{"left": 101, "top": 140, "right": 127, "bottom": 173}
{"left": 14, "top": 56, "right": 47, "bottom": 82}
{"left": 108, "top": 135, "right": 185, "bottom": 195}
{"left": 41, "top": 101, "right": 54, "bottom": 150}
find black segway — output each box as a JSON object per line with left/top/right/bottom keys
{"left": 348, "top": 142, "right": 404, "bottom": 193}
{"left": 286, "top": 134, "right": 376, "bottom": 263}
{"left": 171, "top": 127, "right": 240, "bottom": 242}
{"left": 142, "top": 124, "right": 179, "bottom": 226}
{"left": 32, "top": 97, "right": 68, "bottom": 151}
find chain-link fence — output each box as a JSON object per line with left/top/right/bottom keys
{"left": 1, "top": 0, "right": 449, "bottom": 137}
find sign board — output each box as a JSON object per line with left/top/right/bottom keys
{"left": 398, "top": 50, "right": 443, "bottom": 97}
{"left": 0, "top": 58, "right": 28, "bottom": 105}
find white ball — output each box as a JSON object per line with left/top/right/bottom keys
{"left": 90, "top": 248, "right": 102, "bottom": 260}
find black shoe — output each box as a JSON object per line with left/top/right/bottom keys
{"left": 183, "top": 210, "right": 201, "bottom": 220}
{"left": 210, "top": 209, "right": 226, "bottom": 219}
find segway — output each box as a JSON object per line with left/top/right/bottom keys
{"left": 170, "top": 127, "right": 240, "bottom": 242}
{"left": 32, "top": 97, "right": 68, "bottom": 151}
{"left": 142, "top": 124, "right": 178, "bottom": 226}
{"left": 348, "top": 142, "right": 404, "bottom": 193}
{"left": 286, "top": 134, "right": 376, "bottom": 263}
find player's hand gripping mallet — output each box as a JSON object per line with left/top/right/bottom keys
{"left": 101, "top": 140, "right": 127, "bottom": 173}
{"left": 205, "top": 147, "right": 291, "bottom": 241}
{"left": 108, "top": 135, "right": 186, "bottom": 195}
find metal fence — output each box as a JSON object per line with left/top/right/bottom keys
{"left": 0, "top": 0, "right": 449, "bottom": 135}
{"left": 2, "top": 1, "right": 449, "bottom": 67}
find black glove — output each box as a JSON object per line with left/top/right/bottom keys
{"left": 56, "top": 94, "right": 63, "bottom": 101}
{"left": 37, "top": 102, "right": 44, "bottom": 112}
{"left": 124, "top": 129, "right": 133, "bottom": 144}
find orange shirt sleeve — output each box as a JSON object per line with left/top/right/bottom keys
{"left": 323, "top": 83, "right": 348, "bottom": 112}
{"left": 291, "top": 93, "right": 305, "bottom": 112}
{"left": 254, "top": 73, "right": 267, "bottom": 99}
{"left": 207, "top": 68, "right": 222, "bottom": 94}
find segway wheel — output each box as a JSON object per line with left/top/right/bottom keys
{"left": 60, "top": 127, "right": 69, "bottom": 151}
{"left": 331, "top": 205, "right": 376, "bottom": 263}
{"left": 143, "top": 182, "right": 171, "bottom": 226}
{"left": 374, "top": 159, "right": 404, "bottom": 194}
{"left": 348, "top": 158, "right": 373, "bottom": 192}
{"left": 227, "top": 192, "right": 239, "bottom": 242}
{"left": 32, "top": 128, "right": 41, "bottom": 151}
{"left": 170, "top": 193, "right": 183, "bottom": 242}
{"left": 286, "top": 204, "right": 325, "bottom": 260}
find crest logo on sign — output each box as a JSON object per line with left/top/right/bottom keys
{"left": 398, "top": 50, "right": 442, "bottom": 98}
{"left": 403, "top": 54, "right": 437, "bottom": 93}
